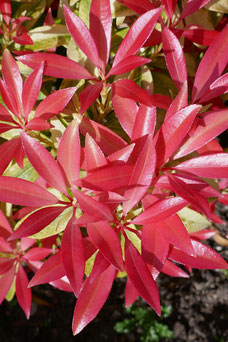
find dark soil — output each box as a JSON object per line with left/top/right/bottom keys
{"left": 0, "top": 205, "right": 227, "bottom": 342}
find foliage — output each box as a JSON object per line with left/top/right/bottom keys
{"left": 114, "top": 304, "right": 173, "bottom": 342}
{"left": 0, "top": 0, "right": 228, "bottom": 337}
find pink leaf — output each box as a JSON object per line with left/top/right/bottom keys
{"left": 113, "top": 7, "right": 162, "bottom": 67}
{"left": 17, "top": 53, "right": 92, "bottom": 80}
{"left": 161, "top": 259, "right": 189, "bottom": 278}
{"left": 90, "top": 0, "right": 112, "bottom": 72}
{"left": 0, "top": 258, "right": 15, "bottom": 275}
{"left": 75, "top": 114, "right": 127, "bottom": 155}
{"left": 0, "top": 237, "right": 13, "bottom": 253}
{"left": 28, "top": 251, "right": 65, "bottom": 287}
{"left": 190, "top": 229, "right": 217, "bottom": 241}
{"left": 131, "top": 105, "right": 156, "bottom": 141}
{"left": 84, "top": 134, "right": 107, "bottom": 172}
{"left": 162, "top": 25, "right": 187, "bottom": 90}
{"left": 35, "top": 87, "right": 76, "bottom": 118}
{"left": 173, "top": 153, "right": 228, "bottom": 179}
{"left": 155, "top": 104, "right": 201, "bottom": 166}
{"left": 16, "top": 264, "right": 32, "bottom": 319}
{"left": 22, "top": 63, "right": 44, "bottom": 120}
{"left": 23, "top": 247, "right": 53, "bottom": 261}
{"left": 80, "top": 82, "right": 103, "bottom": 114}
{"left": 107, "top": 144, "right": 135, "bottom": 164}
{"left": 0, "top": 79, "right": 18, "bottom": 116}
{"left": 61, "top": 218, "right": 85, "bottom": 296}
{"left": 132, "top": 197, "right": 188, "bottom": 225}
{"left": 64, "top": 5, "right": 101, "bottom": 69}
{"left": 123, "top": 134, "right": 156, "bottom": 214}
{"left": 87, "top": 221, "right": 124, "bottom": 271}
{"left": 73, "top": 190, "right": 113, "bottom": 222}
{"left": 174, "top": 108, "right": 228, "bottom": 159}
{"left": 57, "top": 119, "right": 81, "bottom": 184}
{"left": 125, "top": 239, "right": 161, "bottom": 315}
{"left": 0, "top": 176, "right": 59, "bottom": 207}
{"left": 9, "top": 206, "right": 66, "bottom": 240}
{"left": 112, "top": 94, "right": 138, "bottom": 138}
{"left": 21, "top": 132, "right": 67, "bottom": 194}
{"left": 108, "top": 56, "right": 150, "bottom": 77}
{"left": 75, "top": 164, "right": 134, "bottom": 191}
{"left": 72, "top": 265, "right": 116, "bottom": 335}
{"left": 192, "top": 24, "right": 228, "bottom": 102}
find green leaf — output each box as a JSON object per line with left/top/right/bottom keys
{"left": 5, "top": 277, "right": 16, "bottom": 302}
{"left": 79, "top": 0, "right": 92, "bottom": 27}
{"left": 178, "top": 207, "right": 211, "bottom": 233}
{"left": 4, "top": 158, "right": 39, "bottom": 182}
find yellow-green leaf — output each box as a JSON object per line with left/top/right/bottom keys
{"left": 178, "top": 207, "right": 211, "bottom": 233}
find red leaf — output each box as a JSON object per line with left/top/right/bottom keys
{"left": 0, "top": 79, "right": 18, "bottom": 116}
{"left": 142, "top": 224, "right": 169, "bottom": 276}
{"left": 0, "top": 266, "right": 15, "bottom": 305}
{"left": 155, "top": 104, "right": 201, "bottom": 166}
{"left": 125, "top": 277, "right": 139, "bottom": 307}
{"left": 131, "top": 105, "right": 156, "bottom": 141}
{"left": 75, "top": 164, "right": 134, "bottom": 191}
{"left": 112, "top": 79, "right": 152, "bottom": 106}
{"left": 0, "top": 139, "right": 21, "bottom": 175}
{"left": 107, "top": 144, "right": 135, "bottom": 164}
{"left": 57, "top": 119, "right": 81, "bottom": 184}
{"left": 22, "top": 63, "right": 44, "bottom": 120}
{"left": 21, "top": 132, "right": 67, "bottom": 194}
{"left": 116, "top": 0, "right": 155, "bottom": 15}
{"left": 132, "top": 197, "right": 188, "bottom": 225}
{"left": 35, "top": 87, "right": 76, "bottom": 118}
{"left": 108, "top": 56, "right": 150, "bottom": 77}
{"left": 180, "top": 0, "right": 211, "bottom": 21}
{"left": 0, "top": 258, "right": 15, "bottom": 276}
{"left": 0, "top": 0, "right": 11, "bottom": 25}
{"left": 165, "top": 81, "right": 188, "bottom": 120}
{"left": 84, "top": 134, "right": 107, "bottom": 172}
{"left": 28, "top": 251, "right": 65, "bottom": 287}
{"left": 0, "top": 176, "right": 59, "bottom": 207}
{"left": 192, "top": 24, "right": 228, "bottom": 102}
{"left": 123, "top": 134, "right": 156, "bottom": 214}
{"left": 61, "top": 218, "right": 85, "bottom": 296}
{"left": 9, "top": 206, "right": 66, "bottom": 240}
{"left": 25, "top": 118, "right": 52, "bottom": 131}
{"left": 16, "top": 264, "right": 32, "bottom": 319}
{"left": 75, "top": 114, "right": 127, "bottom": 155}
{"left": 87, "top": 221, "right": 124, "bottom": 271}
{"left": 190, "top": 229, "right": 217, "bottom": 241}
{"left": 64, "top": 5, "right": 101, "bottom": 69}
{"left": 113, "top": 7, "right": 162, "bottom": 67}
{"left": 80, "top": 82, "right": 103, "bottom": 114}
{"left": 169, "top": 240, "right": 228, "bottom": 270}
{"left": 72, "top": 265, "right": 116, "bottom": 335}
{"left": 73, "top": 190, "right": 113, "bottom": 222}
{"left": 162, "top": 25, "right": 187, "bottom": 90}
{"left": 17, "top": 53, "right": 92, "bottom": 80}
{"left": 90, "top": 0, "right": 112, "bottom": 72}
{"left": 173, "top": 153, "right": 228, "bottom": 179}
{"left": 125, "top": 239, "right": 161, "bottom": 315}
{"left": 112, "top": 94, "right": 138, "bottom": 138}
{"left": 183, "top": 27, "right": 219, "bottom": 46}
{"left": 23, "top": 247, "right": 53, "bottom": 261}
{"left": 161, "top": 0, "right": 177, "bottom": 19}
{"left": 167, "top": 173, "right": 211, "bottom": 219}
{"left": 89, "top": 252, "right": 110, "bottom": 283}
{"left": 2, "top": 49, "right": 24, "bottom": 117}
{"left": 161, "top": 259, "right": 189, "bottom": 278}
{"left": 174, "top": 108, "right": 228, "bottom": 159}
{"left": 198, "top": 73, "right": 228, "bottom": 103}
{"left": 0, "top": 237, "right": 13, "bottom": 253}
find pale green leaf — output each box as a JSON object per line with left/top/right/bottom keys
{"left": 178, "top": 207, "right": 211, "bottom": 233}
{"left": 4, "top": 158, "right": 39, "bottom": 182}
